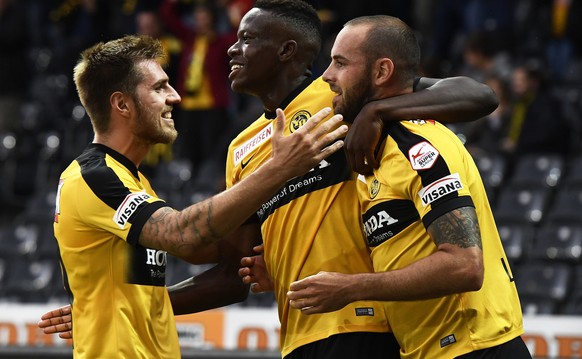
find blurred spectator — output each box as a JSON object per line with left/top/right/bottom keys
{"left": 501, "top": 61, "right": 571, "bottom": 158}
{"left": 427, "top": 0, "right": 515, "bottom": 74}
{"left": 461, "top": 31, "right": 513, "bottom": 83}
{"left": 514, "top": 0, "right": 582, "bottom": 81}
{"left": 48, "top": 0, "right": 111, "bottom": 76}
{"left": 135, "top": 7, "right": 182, "bottom": 177}
{"left": 160, "top": 0, "right": 241, "bottom": 174}
{"left": 546, "top": 0, "right": 582, "bottom": 80}
{"left": 465, "top": 74, "right": 512, "bottom": 156}
{"left": 0, "top": 0, "right": 31, "bottom": 133}
{"left": 216, "top": 0, "right": 253, "bottom": 33}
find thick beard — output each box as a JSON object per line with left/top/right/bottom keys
{"left": 135, "top": 101, "right": 177, "bottom": 145}
{"left": 335, "top": 77, "right": 374, "bottom": 124}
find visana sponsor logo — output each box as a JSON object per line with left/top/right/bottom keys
{"left": 113, "top": 192, "right": 152, "bottom": 228}
{"left": 409, "top": 141, "right": 439, "bottom": 170}
{"left": 363, "top": 210, "right": 398, "bottom": 237}
{"left": 418, "top": 173, "right": 463, "bottom": 207}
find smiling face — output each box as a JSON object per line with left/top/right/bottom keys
{"left": 132, "top": 60, "right": 180, "bottom": 144}
{"left": 227, "top": 8, "right": 284, "bottom": 97}
{"left": 322, "top": 25, "right": 375, "bottom": 123}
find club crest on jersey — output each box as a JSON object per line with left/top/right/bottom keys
{"left": 114, "top": 192, "right": 152, "bottom": 228}
{"left": 369, "top": 178, "right": 381, "bottom": 199}
{"left": 418, "top": 173, "right": 463, "bottom": 207}
{"left": 409, "top": 141, "right": 439, "bottom": 170}
{"left": 289, "top": 110, "right": 311, "bottom": 133}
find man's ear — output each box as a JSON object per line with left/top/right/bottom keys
{"left": 110, "top": 92, "right": 131, "bottom": 118}
{"left": 279, "top": 40, "right": 298, "bottom": 62}
{"left": 374, "top": 58, "right": 394, "bottom": 86}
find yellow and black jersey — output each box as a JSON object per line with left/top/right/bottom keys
{"left": 226, "top": 77, "right": 389, "bottom": 357}
{"left": 357, "top": 120, "right": 523, "bottom": 359}
{"left": 54, "top": 143, "right": 179, "bottom": 358}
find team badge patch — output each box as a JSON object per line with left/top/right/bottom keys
{"left": 369, "top": 178, "right": 380, "bottom": 199}
{"left": 409, "top": 141, "right": 439, "bottom": 170}
{"left": 289, "top": 110, "right": 311, "bottom": 133}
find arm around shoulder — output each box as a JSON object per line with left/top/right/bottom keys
{"left": 138, "top": 108, "right": 347, "bottom": 258}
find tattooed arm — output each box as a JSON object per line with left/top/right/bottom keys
{"left": 138, "top": 108, "right": 347, "bottom": 256}
{"left": 287, "top": 207, "right": 484, "bottom": 313}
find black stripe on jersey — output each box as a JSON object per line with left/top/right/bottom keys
{"left": 256, "top": 149, "right": 351, "bottom": 223}
{"left": 362, "top": 199, "right": 420, "bottom": 247}
{"left": 78, "top": 144, "right": 136, "bottom": 210}
{"left": 77, "top": 144, "right": 167, "bottom": 245}
{"left": 264, "top": 77, "right": 313, "bottom": 119}
{"left": 388, "top": 122, "right": 474, "bottom": 228}
{"left": 57, "top": 252, "right": 74, "bottom": 305}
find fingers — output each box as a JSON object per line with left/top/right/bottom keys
{"left": 288, "top": 298, "right": 311, "bottom": 310}
{"left": 273, "top": 108, "right": 287, "bottom": 139}
{"left": 240, "top": 256, "right": 255, "bottom": 267}
{"left": 59, "top": 332, "right": 73, "bottom": 340}
{"left": 42, "top": 321, "right": 72, "bottom": 335}
{"left": 250, "top": 283, "right": 263, "bottom": 294}
{"left": 364, "top": 148, "right": 379, "bottom": 170}
{"left": 358, "top": 153, "right": 374, "bottom": 175}
{"left": 294, "top": 107, "right": 333, "bottom": 134}
{"left": 38, "top": 314, "right": 72, "bottom": 328}
{"left": 40, "top": 305, "right": 71, "bottom": 320}
{"left": 309, "top": 115, "right": 347, "bottom": 146}
{"left": 288, "top": 297, "right": 322, "bottom": 315}
{"left": 314, "top": 121, "right": 348, "bottom": 161}
{"left": 252, "top": 244, "right": 264, "bottom": 254}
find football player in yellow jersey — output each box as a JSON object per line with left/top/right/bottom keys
{"left": 47, "top": 34, "right": 347, "bottom": 358}
{"left": 287, "top": 16, "right": 532, "bottom": 359}
{"left": 39, "top": 1, "right": 499, "bottom": 358}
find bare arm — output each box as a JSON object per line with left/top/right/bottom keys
{"left": 345, "top": 76, "right": 498, "bottom": 174}
{"left": 169, "top": 222, "right": 262, "bottom": 314}
{"left": 287, "top": 207, "right": 484, "bottom": 313}
{"left": 140, "top": 108, "right": 347, "bottom": 257}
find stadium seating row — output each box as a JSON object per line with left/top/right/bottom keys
{"left": 1, "top": 149, "right": 581, "bottom": 313}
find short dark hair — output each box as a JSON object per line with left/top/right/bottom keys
{"left": 73, "top": 35, "right": 165, "bottom": 134}
{"left": 345, "top": 16, "right": 420, "bottom": 87}
{"left": 254, "top": 0, "right": 322, "bottom": 64}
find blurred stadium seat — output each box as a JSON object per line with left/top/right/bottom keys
{"left": 545, "top": 185, "right": 582, "bottom": 223}
{"left": 561, "top": 288, "right": 582, "bottom": 315}
{"left": 494, "top": 185, "right": 552, "bottom": 224}
{"left": 497, "top": 221, "right": 536, "bottom": 265}
{"left": 514, "top": 261, "right": 573, "bottom": 312}
{"left": 507, "top": 154, "right": 564, "bottom": 189}
{"left": 530, "top": 223, "right": 582, "bottom": 263}
{"left": 3, "top": 258, "right": 60, "bottom": 303}
{"left": 472, "top": 152, "right": 507, "bottom": 205}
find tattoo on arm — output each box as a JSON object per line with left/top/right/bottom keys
{"left": 142, "top": 199, "right": 222, "bottom": 252}
{"left": 205, "top": 198, "right": 220, "bottom": 241}
{"left": 429, "top": 207, "right": 482, "bottom": 249}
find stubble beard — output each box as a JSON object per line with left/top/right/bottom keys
{"left": 135, "top": 102, "right": 177, "bottom": 145}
